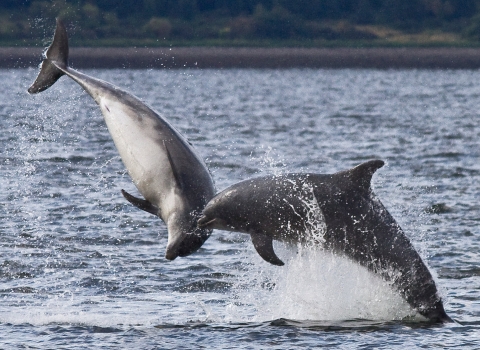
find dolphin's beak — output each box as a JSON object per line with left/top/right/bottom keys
{"left": 165, "top": 216, "right": 214, "bottom": 260}
{"left": 197, "top": 215, "right": 216, "bottom": 228}
{"left": 164, "top": 231, "right": 185, "bottom": 260}
{"left": 165, "top": 243, "right": 180, "bottom": 260}
{"left": 165, "top": 227, "right": 212, "bottom": 259}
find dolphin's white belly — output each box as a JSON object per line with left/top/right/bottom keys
{"left": 98, "top": 96, "right": 176, "bottom": 211}
{"left": 29, "top": 16, "right": 215, "bottom": 261}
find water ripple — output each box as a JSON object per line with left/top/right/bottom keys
{"left": 0, "top": 68, "right": 478, "bottom": 348}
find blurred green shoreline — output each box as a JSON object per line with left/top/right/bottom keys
{"left": 4, "top": 1, "right": 480, "bottom": 50}
{"left": 4, "top": 1, "right": 480, "bottom": 68}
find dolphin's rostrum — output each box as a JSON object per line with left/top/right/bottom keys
{"left": 198, "top": 160, "right": 451, "bottom": 322}
{"left": 29, "top": 19, "right": 215, "bottom": 260}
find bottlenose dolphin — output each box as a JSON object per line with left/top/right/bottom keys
{"left": 198, "top": 160, "right": 450, "bottom": 322}
{"left": 28, "top": 19, "right": 215, "bottom": 260}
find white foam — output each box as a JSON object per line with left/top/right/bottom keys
{"left": 228, "top": 244, "right": 420, "bottom": 322}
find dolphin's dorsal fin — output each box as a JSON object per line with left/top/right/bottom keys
{"left": 121, "top": 189, "right": 158, "bottom": 216}
{"left": 341, "top": 160, "right": 384, "bottom": 192}
{"left": 164, "top": 141, "right": 184, "bottom": 191}
{"left": 250, "top": 233, "right": 285, "bottom": 266}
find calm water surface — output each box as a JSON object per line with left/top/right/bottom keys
{"left": 0, "top": 68, "right": 479, "bottom": 348}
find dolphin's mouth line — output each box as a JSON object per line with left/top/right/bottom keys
{"left": 197, "top": 216, "right": 216, "bottom": 228}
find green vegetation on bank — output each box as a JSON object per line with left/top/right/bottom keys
{"left": 2, "top": 0, "right": 480, "bottom": 47}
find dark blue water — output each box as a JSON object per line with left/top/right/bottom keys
{"left": 0, "top": 68, "right": 479, "bottom": 348}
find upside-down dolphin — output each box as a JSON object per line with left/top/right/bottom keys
{"left": 28, "top": 19, "right": 215, "bottom": 260}
{"left": 198, "top": 160, "right": 450, "bottom": 322}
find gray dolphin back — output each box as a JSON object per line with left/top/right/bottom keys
{"left": 313, "top": 162, "right": 450, "bottom": 322}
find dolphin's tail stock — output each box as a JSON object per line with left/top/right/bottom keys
{"left": 28, "top": 18, "right": 68, "bottom": 94}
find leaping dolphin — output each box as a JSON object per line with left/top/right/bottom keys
{"left": 28, "top": 19, "right": 215, "bottom": 260}
{"left": 198, "top": 160, "right": 451, "bottom": 322}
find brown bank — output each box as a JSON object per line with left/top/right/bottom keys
{"left": 3, "top": 47, "right": 480, "bottom": 69}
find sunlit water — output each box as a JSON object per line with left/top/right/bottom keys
{"left": 0, "top": 68, "right": 479, "bottom": 348}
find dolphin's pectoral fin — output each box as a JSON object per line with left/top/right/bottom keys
{"left": 250, "top": 233, "right": 284, "bottom": 266}
{"left": 121, "top": 189, "right": 158, "bottom": 216}
{"left": 164, "top": 141, "right": 184, "bottom": 191}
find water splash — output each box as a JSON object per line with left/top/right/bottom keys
{"left": 286, "top": 178, "right": 327, "bottom": 245}
{"left": 250, "top": 145, "right": 287, "bottom": 176}
{"left": 228, "top": 244, "right": 419, "bottom": 322}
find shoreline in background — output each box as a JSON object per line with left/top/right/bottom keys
{"left": 3, "top": 47, "right": 480, "bottom": 69}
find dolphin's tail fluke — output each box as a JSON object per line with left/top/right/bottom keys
{"left": 28, "top": 18, "right": 69, "bottom": 94}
